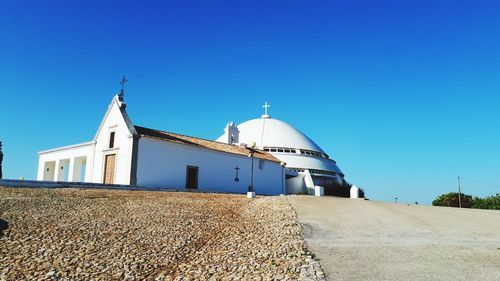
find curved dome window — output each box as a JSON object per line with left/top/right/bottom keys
{"left": 310, "top": 169, "right": 338, "bottom": 176}
{"left": 264, "top": 146, "right": 330, "bottom": 159}
{"left": 300, "top": 149, "right": 329, "bottom": 159}
{"left": 263, "top": 147, "right": 297, "bottom": 154}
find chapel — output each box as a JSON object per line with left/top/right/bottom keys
{"left": 37, "top": 88, "right": 359, "bottom": 197}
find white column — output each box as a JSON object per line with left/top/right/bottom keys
{"left": 82, "top": 157, "right": 90, "bottom": 182}
{"left": 68, "top": 158, "right": 75, "bottom": 182}
{"left": 54, "top": 159, "right": 60, "bottom": 182}
{"left": 87, "top": 148, "right": 95, "bottom": 182}
{"left": 37, "top": 159, "right": 45, "bottom": 181}
{"left": 303, "top": 170, "right": 315, "bottom": 195}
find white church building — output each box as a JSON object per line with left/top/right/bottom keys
{"left": 37, "top": 89, "right": 357, "bottom": 197}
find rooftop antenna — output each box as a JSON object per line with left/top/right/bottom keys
{"left": 118, "top": 75, "right": 128, "bottom": 101}
{"left": 262, "top": 102, "right": 271, "bottom": 118}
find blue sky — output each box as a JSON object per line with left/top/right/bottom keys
{"left": 1, "top": 0, "right": 499, "bottom": 204}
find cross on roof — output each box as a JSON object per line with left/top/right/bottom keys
{"left": 118, "top": 75, "right": 128, "bottom": 100}
{"left": 120, "top": 75, "right": 128, "bottom": 91}
{"left": 262, "top": 102, "right": 271, "bottom": 117}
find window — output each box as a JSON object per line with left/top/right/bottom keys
{"left": 263, "top": 147, "right": 299, "bottom": 154}
{"left": 109, "top": 132, "right": 115, "bottom": 148}
{"left": 310, "top": 169, "right": 338, "bottom": 176}
{"left": 299, "top": 149, "right": 327, "bottom": 158}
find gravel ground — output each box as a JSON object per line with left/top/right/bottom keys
{"left": 288, "top": 196, "right": 500, "bottom": 281}
{"left": 0, "top": 187, "right": 324, "bottom": 280}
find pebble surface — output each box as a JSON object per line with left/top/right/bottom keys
{"left": 0, "top": 188, "right": 324, "bottom": 280}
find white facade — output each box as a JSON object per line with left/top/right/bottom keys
{"left": 38, "top": 95, "right": 136, "bottom": 185}
{"left": 37, "top": 94, "right": 283, "bottom": 195}
{"left": 90, "top": 96, "right": 136, "bottom": 185}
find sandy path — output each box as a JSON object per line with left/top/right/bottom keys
{"left": 288, "top": 196, "right": 500, "bottom": 281}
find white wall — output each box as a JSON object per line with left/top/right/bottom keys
{"left": 136, "top": 137, "right": 284, "bottom": 195}
{"left": 350, "top": 185, "right": 360, "bottom": 198}
{"left": 286, "top": 174, "right": 307, "bottom": 194}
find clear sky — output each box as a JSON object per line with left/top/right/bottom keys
{"left": 1, "top": 0, "right": 499, "bottom": 204}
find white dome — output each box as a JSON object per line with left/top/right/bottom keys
{"left": 216, "top": 116, "right": 344, "bottom": 177}
{"left": 232, "top": 118, "right": 325, "bottom": 153}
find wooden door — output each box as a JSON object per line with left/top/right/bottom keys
{"left": 103, "top": 154, "right": 116, "bottom": 184}
{"left": 186, "top": 166, "right": 198, "bottom": 189}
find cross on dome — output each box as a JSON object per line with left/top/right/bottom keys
{"left": 262, "top": 102, "right": 271, "bottom": 118}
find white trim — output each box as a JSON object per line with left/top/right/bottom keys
{"left": 38, "top": 141, "right": 95, "bottom": 155}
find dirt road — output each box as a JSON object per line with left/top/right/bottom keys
{"left": 288, "top": 196, "right": 500, "bottom": 281}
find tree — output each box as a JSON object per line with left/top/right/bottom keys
{"left": 471, "top": 194, "right": 500, "bottom": 210}
{"left": 432, "top": 192, "right": 473, "bottom": 208}
{"left": 0, "top": 141, "right": 3, "bottom": 179}
{"left": 323, "top": 179, "right": 352, "bottom": 197}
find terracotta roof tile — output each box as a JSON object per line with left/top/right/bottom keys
{"left": 134, "top": 126, "right": 280, "bottom": 162}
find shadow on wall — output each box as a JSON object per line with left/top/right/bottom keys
{"left": 0, "top": 219, "right": 9, "bottom": 236}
